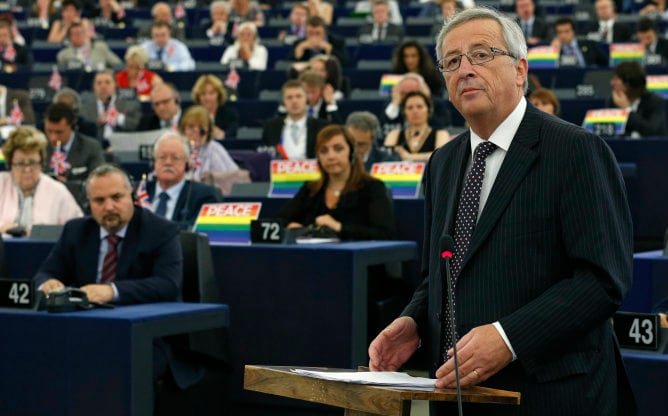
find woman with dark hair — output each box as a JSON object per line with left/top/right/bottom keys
{"left": 383, "top": 91, "right": 450, "bottom": 161}
{"left": 608, "top": 60, "right": 667, "bottom": 137}
{"left": 528, "top": 88, "right": 561, "bottom": 117}
{"left": 278, "top": 124, "right": 395, "bottom": 240}
{"left": 391, "top": 40, "right": 444, "bottom": 97}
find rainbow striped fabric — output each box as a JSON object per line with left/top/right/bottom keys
{"left": 268, "top": 160, "right": 321, "bottom": 198}
{"left": 193, "top": 203, "right": 262, "bottom": 245}
{"left": 371, "top": 162, "right": 425, "bottom": 199}
{"left": 647, "top": 75, "right": 668, "bottom": 98}
{"left": 582, "top": 108, "right": 629, "bottom": 136}
{"left": 379, "top": 74, "right": 403, "bottom": 97}
{"left": 527, "top": 46, "right": 559, "bottom": 69}
{"left": 0, "top": 150, "right": 5, "bottom": 169}
{"left": 609, "top": 43, "right": 644, "bottom": 67}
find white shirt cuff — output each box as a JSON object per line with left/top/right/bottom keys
{"left": 110, "top": 283, "right": 119, "bottom": 302}
{"left": 492, "top": 321, "right": 517, "bottom": 361}
{"left": 385, "top": 103, "right": 399, "bottom": 119}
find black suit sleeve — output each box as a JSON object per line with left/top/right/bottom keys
{"left": 339, "top": 179, "right": 395, "bottom": 240}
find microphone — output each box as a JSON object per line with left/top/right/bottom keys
{"left": 439, "top": 235, "right": 463, "bottom": 416}
{"left": 275, "top": 144, "right": 289, "bottom": 160}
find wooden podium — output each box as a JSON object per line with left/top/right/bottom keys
{"left": 244, "top": 365, "right": 520, "bottom": 416}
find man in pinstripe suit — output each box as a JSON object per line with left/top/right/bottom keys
{"left": 369, "top": 7, "right": 636, "bottom": 415}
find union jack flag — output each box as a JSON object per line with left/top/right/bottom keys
{"left": 106, "top": 102, "right": 119, "bottom": 126}
{"left": 116, "top": 5, "right": 126, "bottom": 19}
{"left": 50, "top": 141, "right": 71, "bottom": 176}
{"left": 174, "top": 3, "right": 186, "bottom": 19}
{"left": 225, "top": 66, "right": 240, "bottom": 90}
{"left": 9, "top": 100, "right": 23, "bottom": 126}
{"left": 48, "top": 66, "right": 62, "bottom": 91}
{"left": 188, "top": 143, "right": 202, "bottom": 181}
{"left": 135, "top": 174, "right": 152, "bottom": 208}
{"left": 3, "top": 45, "right": 16, "bottom": 62}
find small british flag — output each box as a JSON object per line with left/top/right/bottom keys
{"left": 174, "top": 3, "right": 186, "bottom": 19}
{"left": 9, "top": 100, "right": 23, "bottom": 126}
{"left": 135, "top": 174, "right": 152, "bottom": 208}
{"left": 48, "top": 66, "right": 62, "bottom": 91}
{"left": 3, "top": 45, "right": 16, "bottom": 62}
{"left": 188, "top": 143, "right": 202, "bottom": 181}
{"left": 50, "top": 141, "right": 71, "bottom": 176}
{"left": 106, "top": 102, "right": 119, "bottom": 126}
{"left": 225, "top": 66, "right": 240, "bottom": 90}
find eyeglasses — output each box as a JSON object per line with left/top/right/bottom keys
{"left": 437, "top": 46, "right": 516, "bottom": 72}
{"left": 12, "top": 161, "right": 42, "bottom": 169}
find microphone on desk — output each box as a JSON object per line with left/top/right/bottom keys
{"left": 439, "top": 235, "right": 463, "bottom": 416}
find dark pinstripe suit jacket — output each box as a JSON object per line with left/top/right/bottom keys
{"left": 403, "top": 104, "right": 635, "bottom": 415}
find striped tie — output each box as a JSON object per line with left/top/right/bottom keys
{"left": 101, "top": 235, "right": 121, "bottom": 284}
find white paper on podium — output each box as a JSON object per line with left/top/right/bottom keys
{"left": 291, "top": 369, "right": 436, "bottom": 389}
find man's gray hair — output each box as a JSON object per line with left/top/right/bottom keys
{"left": 435, "top": 7, "right": 528, "bottom": 92}
{"left": 86, "top": 164, "right": 133, "bottom": 191}
{"left": 53, "top": 87, "right": 81, "bottom": 112}
{"left": 345, "top": 111, "right": 381, "bottom": 137}
{"left": 153, "top": 131, "right": 191, "bottom": 160}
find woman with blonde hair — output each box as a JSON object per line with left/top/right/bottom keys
{"left": 220, "top": 21, "right": 268, "bottom": 70}
{"left": 191, "top": 74, "right": 240, "bottom": 139}
{"left": 0, "top": 127, "right": 82, "bottom": 236}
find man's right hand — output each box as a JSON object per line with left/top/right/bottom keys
{"left": 40, "top": 279, "right": 65, "bottom": 294}
{"left": 368, "top": 316, "right": 420, "bottom": 371}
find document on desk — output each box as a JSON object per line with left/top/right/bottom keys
{"left": 291, "top": 369, "right": 436, "bottom": 389}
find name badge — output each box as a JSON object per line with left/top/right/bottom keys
{"left": 0, "top": 279, "right": 35, "bottom": 309}
{"left": 250, "top": 219, "right": 284, "bottom": 244}
{"left": 559, "top": 55, "right": 578, "bottom": 67}
{"left": 575, "top": 84, "right": 595, "bottom": 98}
{"left": 614, "top": 312, "right": 660, "bottom": 350}
{"left": 646, "top": 54, "right": 662, "bottom": 66}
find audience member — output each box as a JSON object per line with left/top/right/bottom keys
{"left": 220, "top": 21, "right": 268, "bottom": 70}
{"left": 31, "top": 0, "right": 58, "bottom": 29}
{"left": 306, "top": 0, "right": 334, "bottom": 25}
{"left": 291, "top": 54, "right": 345, "bottom": 100}
{"left": 528, "top": 88, "right": 561, "bottom": 117}
{"left": 0, "top": 83, "right": 35, "bottom": 126}
{"left": 50, "top": 88, "right": 99, "bottom": 139}
{"left": 89, "top": 0, "right": 127, "bottom": 27}
{"left": 298, "top": 70, "right": 342, "bottom": 123}
{"left": 345, "top": 111, "right": 399, "bottom": 172}
{"left": 199, "top": 1, "right": 233, "bottom": 46}
{"left": 138, "top": 1, "right": 186, "bottom": 41}
{"left": 358, "top": 0, "right": 404, "bottom": 44}
{"left": 191, "top": 74, "right": 239, "bottom": 139}
{"left": 354, "top": 0, "right": 403, "bottom": 25}
{"left": 47, "top": 0, "right": 91, "bottom": 44}
{"left": 288, "top": 16, "right": 348, "bottom": 67}
{"left": 57, "top": 22, "right": 122, "bottom": 70}
{"left": 278, "top": 2, "right": 309, "bottom": 45}
{"left": 278, "top": 124, "right": 395, "bottom": 240}
{"left": 383, "top": 91, "right": 450, "bottom": 161}
{"left": 636, "top": 16, "right": 668, "bottom": 65}
{"left": 515, "top": 0, "right": 550, "bottom": 44}
{"left": 608, "top": 61, "right": 668, "bottom": 137}
{"left": 139, "top": 83, "right": 182, "bottom": 131}
{"left": 261, "top": 80, "right": 329, "bottom": 160}
{"left": 429, "top": 0, "right": 461, "bottom": 36}
{"left": 551, "top": 16, "right": 607, "bottom": 67}
{"left": 0, "top": 13, "right": 26, "bottom": 47}
{"left": 179, "top": 105, "right": 239, "bottom": 174}
{"left": 0, "top": 127, "right": 82, "bottom": 236}
{"left": 115, "top": 45, "right": 163, "bottom": 100}
{"left": 79, "top": 70, "right": 141, "bottom": 144}
{"left": 229, "top": 0, "right": 265, "bottom": 30}
{"left": 43, "top": 103, "right": 105, "bottom": 205}
{"left": 584, "top": 0, "right": 632, "bottom": 43}
{"left": 147, "top": 132, "right": 223, "bottom": 226}
{"left": 391, "top": 40, "right": 444, "bottom": 97}
{"left": 141, "top": 21, "right": 195, "bottom": 72}
{"left": 0, "top": 20, "right": 31, "bottom": 72}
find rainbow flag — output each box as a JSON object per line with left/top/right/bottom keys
{"left": 527, "top": 45, "right": 559, "bottom": 69}
{"left": 379, "top": 74, "right": 403, "bottom": 97}
{"left": 371, "top": 162, "right": 425, "bottom": 199}
{"left": 609, "top": 43, "right": 644, "bottom": 67}
{"left": 269, "top": 160, "right": 321, "bottom": 198}
{"left": 582, "top": 108, "right": 629, "bottom": 136}
{"left": 193, "top": 202, "right": 262, "bottom": 245}
{"left": 0, "top": 150, "right": 5, "bottom": 170}
{"left": 647, "top": 75, "right": 668, "bottom": 98}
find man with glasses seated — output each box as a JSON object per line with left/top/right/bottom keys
{"left": 145, "top": 132, "right": 222, "bottom": 228}
{"left": 138, "top": 83, "right": 182, "bottom": 131}
{"left": 345, "top": 111, "right": 399, "bottom": 172}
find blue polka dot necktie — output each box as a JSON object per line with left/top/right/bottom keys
{"left": 441, "top": 140, "right": 497, "bottom": 361}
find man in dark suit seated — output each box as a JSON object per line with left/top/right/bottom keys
{"left": 636, "top": 16, "right": 668, "bottom": 66}
{"left": 345, "top": 111, "right": 399, "bottom": 172}
{"left": 370, "top": 7, "right": 635, "bottom": 415}
{"left": 288, "top": 16, "right": 348, "bottom": 67}
{"left": 147, "top": 132, "right": 223, "bottom": 227}
{"left": 43, "top": 103, "right": 105, "bottom": 208}
{"left": 358, "top": 0, "right": 404, "bottom": 44}
{"left": 261, "top": 80, "right": 329, "bottom": 160}
{"left": 0, "top": 83, "right": 35, "bottom": 127}
{"left": 515, "top": 0, "right": 550, "bottom": 45}
{"left": 551, "top": 17, "right": 608, "bottom": 67}
{"left": 583, "top": 0, "right": 632, "bottom": 43}
{"left": 138, "top": 83, "right": 182, "bottom": 131}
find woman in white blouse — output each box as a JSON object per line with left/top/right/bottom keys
{"left": 220, "top": 21, "right": 268, "bottom": 71}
